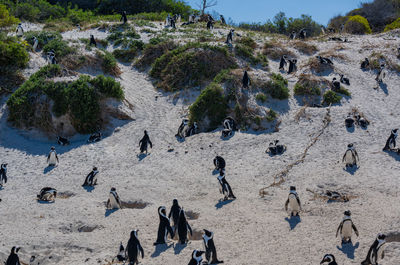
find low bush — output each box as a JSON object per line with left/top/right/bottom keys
{"left": 112, "top": 48, "right": 138, "bottom": 62}
{"left": 96, "top": 50, "right": 120, "bottom": 76}
{"left": 135, "top": 40, "right": 177, "bottom": 70}
{"left": 323, "top": 90, "right": 342, "bottom": 105}
{"left": 256, "top": 93, "right": 267, "bottom": 102}
{"left": 384, "top": 18, "right": 400, "bottom": 32}
{"left": 266, "top": 109, "right": 277, "bottom": 122}
{"left": 24, "top": 31, "right": 61, "bottom": 48}
{"left": 237, "top": 36, "right": 257, "bottom": 49}
{"left": 294, "top": 74, "right": 322, "bottom": 96}
{"left": 263, "top": 41, "right": 295, "bottom": 60}
{"left": 344, "top": 15, "right": 372, "bottom": 34}
{"left": 43, "top": 38, "right": 75, "bottom": 58}
{"left": 293, "top": 41, "right": 318, "bottom": 55}
{"left": 263, "top": 73, "right": 289, "bottom": 99}
{"left": 0, "top": 4, "right": 19, "bottom": 28}
{"left": 0, "top": 36, "right": 29, "bottom": 71}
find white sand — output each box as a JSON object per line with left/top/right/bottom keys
{"left": 1, "top": 23, "right": 400, "bottom": 265}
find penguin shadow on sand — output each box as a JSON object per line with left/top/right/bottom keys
{"left": 337, "top": 241, "right": 359, "bottom": 259}
{"left": 137, "top": 153, "right": 148, "bottom": 161}
{"left": 174, "top": 242, "right": 189, "bottom": 255}
{"left": 377, "top": 82, "right": 388, "bottom": 95}
{"left": 383, "top": 150, "right": 400, "bottom": 161}
{"left": 215, "top": 198, "right": 234, "bottom": 209}
{"left": 285, "top": 216, "right": 301, "bottom": 230}
{"left": 343, "top": 165, "right": 359, "bottom": 175}
{"left": 105, "top": 208, "right": 119, "bottom": 217}
{"left": 82, "top": 185, "right": 95, "bottom": 193}
{"left": 346, "top": 126, "right": 355, "bottom": 133}
{"left": 43, "top": 165, "right": 56, "bottom": 174}
{"left": 151, "top": 243, "right": 173, "bottom": 258}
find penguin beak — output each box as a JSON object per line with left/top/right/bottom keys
{"left": 320, "top": 258, "right": 328, "bottom": 264}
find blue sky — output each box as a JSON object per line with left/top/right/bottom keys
{"left": 184, "top": 0, "right": 369, "bottom": 25}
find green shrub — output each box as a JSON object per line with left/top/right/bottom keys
{"left": 344, "top": 15, "right": 372, "bottom": 34}
{"left": 96, "top": 50, "right": 120, "bottom": 76}
{"left": 0, "top": 37, "right": 29, "bottom": 70}
{"left": 256, "top": 93, "right": 267, "bottom": 102}
{"left": 189, "top": 82, "right": 228, "bottom": 130}
{"left": 90, "top": 75, "right": 124, "bottom": 100}
{"left": 266, "top": 109, "right": 277, "bottom": 122}
{"left": 294, "top": 81, "right": 321, "bottom": 96}
{"left": 43, "top": 38, "right": 75, "bottom": 58}
{"left": 113, "top": 48, "right": 138, "bottom": 62}
{"left": 384, "top": 18, "right": 400, "bottom": 32}
{"left": 323, "top": 90, "right": 342, "bottom": 105}
{"left": 335, "top": 86, "right": 351, "bottom": 96}
{"left": 135, "top": 40, "right": 177, "bottom": 70}
{"left": 0, "top": 4, "right": 19, "bottom": 28}
{"left": 12, "top": 0, "right": 66, "bottom": 22}
{"left": 24, "top": 31, "right": 61, "bottom": 47}
{"left": 263, "top": 73, "right": 289, "bottom": 99}
{"left": 235, "top": 44, "right": 254, "bottom": 59}
{"left": 237, "top": 36, "right": 257, "bottom": 49}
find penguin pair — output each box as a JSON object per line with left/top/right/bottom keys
{"left": 47, "top": 147, "right": 59, "bottom": 166}
{"left": 284, "top": 186, "right": 302, "bottom": 216}
{"left": 0, "top": 163, "right": 7, "bottom": 187}
{"left": 88, "top": 132, "right": 102, "bottom": 143}
{"left": 288, "top": 59, "right": 297, "bottom": 74}
{"left": 383, "top": 129, "right": 398, "bottom": 151}
{"left": 242, "top": 71, "right": 250, "bottom": 88}
{"left": 203, "top": 229, "right": 224, "bottom": 264}
{"left": 154, "top": 206, "right": 174, "bottom": 245}
{"left": 361, "top": 233, "right": 387, "bottom": 265}
{"left": 89, "top": 35, "right": 97, "bottom": 47}
{"left": 320, "top": 254, "right": 337, "bottom": 265}
{"left": 139, "top": 130, "right": 152, "bottom": 154}
{"left": 361, "top": 58, "right": 370, "bottom": 69}
{"left": 82, "top": 167, "right": 99, "bottom": 187}
{"left": 336, "top": 210, "right": 359, "bottom": 243}
{"left": 339, "top": 74, "right": 350, "bottom": 86}
{"left": 217, "top": 170, "right": 236, "bottom": 201}
{"left": 316, "top": 56, "right": 333, "bottom": 65}
{"left": 266, "top": 140, "right": 286, "bottom": 156}
{"left": 37, "top": 187, "right": 57, "bottom": 202}
{"left": 57, "top": 136, "right": 70, "bottom": 146}
{"left": 342, "top": 144, "right": 359, "bottom": 168}
{"left": 106, "top": 187, "right": 122, "bottom": 209}
{"left": 6, "top": 246, "right": 21, "bottom": 265}
{"left": 213, "top": 156, "right": 226, "bottom": 172}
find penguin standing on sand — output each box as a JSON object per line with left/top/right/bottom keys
{"left": 89, "top": 35, "right": 97, "bottom": 47}
{"left": 203, "top": 229, "right": 224, "bottom": 264}
{"left": 139, "top": 130, "right": 153, "bottom": 154}
{"left": 82, "top": 167, "right": 99, "bottom": 187}
{"left": 226, "top": 29, "right": 234, "bottom": 44}
{"left": 177, "top": 119, "right": 189, "bottom": 138}
{"left": 361, "top": 234, "right": 386, "bottom": 265}
{"left": 47, "top": 146, "right": 59, "bottom": 166}
{"left": 242, "top": 71, "right": 250, "bottom": 88}
{"left": 177, "top": 209, "right": 193, "bottom": 244}
{"left": 154, "top": 206, "right": 174, "bottom": 245}
{"left": 217, "top": 170, "right": 236, "bottom": 201}
{"left": 186, "top": 122, "right": 198, "bottom": 137}
{"left": 383, "top": 129, "right": 398, "bottom": 151}
{"left": 121, "top": 11, "right": 128, "bottom": 24}
{"left": 375, "top": 64, "right": 386, "bottom": 84}
{"left": 0, "top": 163, "right": 7, "bottom": 187}
{"left": 213, "top": 156, "right": 226, "bottom": 172}
{"left": 6, "top": 246, "right": 21, "bottom": 265}
{"left": 285, "top": 186, "right": 302, "bottom": 216}
{"left": 207, "top": 20, "right": 214, "bottom": 30}
{"left": 342, "top": 143, "right": 359, "bottom": 167}
{"left": 32, "top": 36, "right": 39, "bottom": 51}
{"left": 361, "top": 58, "right": 369, "bottom": 69}
{"left": 289, "top": 31, "right": 296, "bottom": 40}
{"left": 345, "top": 114, "right": 355, "bottom": 128}
{"left": 288, "top": 59, "right": 297, "bottom": 74}
{"left": 169, "top": 199, "right": 181, "bottom": 233}
{"left": 332, "top": 78, "right": 341, "bottom": 92}
{"left": 339, "top": 74, "right": 350, "bottom": 85}
{"left": 299, "top": 29, "right": 307, "bottom": 39}
{"left": 279, "top": 55, "right": 287, "bottom": 71}
{"left": 188, "top": 250, "right": 205, "bottom": 265}
{"left": 220, "top": 15, "right": 226, "bottom": 25}
{"left": 126, "top": 230, "right": 144, "bottom": 265}
{"left": 320, "top": 254, "right": 337, "bottom": 265}
{"left": 106, "top": 187, "right": 122, "bottom": 209}
{"left": 16, "top": 23, "right": 24, "bottom": 37}
{"left": 336, "top": 210, "right": 359, "bottom": 243}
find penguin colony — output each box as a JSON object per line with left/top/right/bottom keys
{"left": 2, "top": 12, "right": 399, "bottom": 265}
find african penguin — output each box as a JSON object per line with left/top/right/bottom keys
{"left": 139, "top": 130, "right": 152, "bottom": 154}
{"left": 342, "top": 143, "right": 359, "bottom": 167}
{"left": 242, "top": 70, "right": 250, "bottom": 88}
{"left": 47, "top": 146, "right": 59, "bottom": 166}
{"left": 339, "top": 74, "right": 350, "bottom": 85}
{"left": 121, "top": 11, "right": 128, "bottom": 24}
{"left": 186, "top": 122, "right": 198, "bottom": 137}
{"left": 383, "top": 129, "right": 398, "bottom": 151}
{"left": 115, "top": 242, "right": 126, "bottom": 262}
{"left": 16, "top": 23, "right": 23, "bottom": 37}
{"left": 279, "top": 55, "right": 287, "bottom": 71}
{"left": 89, "top": 35, "right": 97, "bottom": 47}
{"left": 82, "top": 167, "right": 99, "bottom": 187}
{"left": 285, "top": 186, "right": 301, "bottom": 216}
{"left": 375, "top": 64, "right": 386, "bottom": 83}
{"left": 203, "top": 229, "right": 224, "bottom": 264}
{"left": 217, "top": 170, "right": 236, "bottom": 201}
{"left": 332, "top": 78, "right": 341, "bottom": 91}
{"left": 88, "top": 132, "right": 102, "bottom": 143}
{"left": 213, "top": 156, "right": 226, "bottom": 172}
{"left": 345, "top": 114, "right": 355, "bottom": 128}
{"left": 336, "top": 210, "right": 359, "bottom": 243}
{"left": 361, "top": 58, "right": 370, "bottom": 69}
{"left": 32, "top": 36, "right": 38, "bottom": 51}
{"left": 320, "top": 254, "right": 337, "bottom": 265}
{"left": 154, "top": 206, "right": 174, "bottom": 245}
{"left": 177, "top": 119, "right": 189, "bottom": 138}
{"left": 299, "top": 29, "right": 306, "bottom": 39}
{"left": 226, "top": 29, "right": 234, "bottom": 44}
{"left": 289, "top": 31, "right": 296, "bottom": 40}
{"left": 6, "top": 246, "right": 21, "bottom": 265}
{"left": 177, "top": 209, "right": 193, "bottom": 244}
{"left": 0, "top": 163, "right": 8, "bottom": 187}
{"left": 188, "top": 250, "right": 205, "bottom": 265}
{"left": 37, "top": 187, "right": 57, "bottom": 202}
{"left": 361, "top": 234, "right": 386, "bottom": 265}
{"left": 169, "top": 199, "right": 181, "bottom": 233}
{"left": 57, "top": 136, "right": 70, "bottom": 146}
{"left": 126, "top": 230, "right": 144, "bottom": 264}
{"left": 220, "top": 15, "right": 226, "bottom": 25}
{"left": 288, "top": 59, "right": 297, "bottom": 74}
{"left": 106, "top": 187, "right": 122, "bottom": 209}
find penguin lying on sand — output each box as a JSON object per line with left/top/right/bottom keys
{"left": 332, "top": 78, "right": 341, "bottom": 91}
{"left": 342, "top": 143, "right": 359, "bottom": 168}
{"left": 37, "top": 187, "right": 57, "bottom": 202}
{"left": 316, "top": 55, "right": 333, "bottom": 65}
{"left": 88, "top": 132, "right": 102, "bottom": 143}
{"left": 339, "top": 74, "right": 350, "bottom": 86}
{"left": 320, "top": 254, "right": 337, "bottom": 265}
{"left": 177, "top": 209, "right": 193, "bottom": 244}
{"left": 361, "top": 234, "right": 386, "bottom": 265}
{"left": 203, "top": 230, "right": 224, "bottom": 264}
{"left": 345, "top": 114, "right": 355, "bottom": 128}
{"left": 82, "top": 167, "right": 98, "bottom": 187}
{"left": 154, "top": 206, "right": 174, "bottom": 245}
{"left": 57, "top": 136, "right": 70, "bottom": 146}
{"left": 188, "top": 250, "right": 205, "bottom": 265}
{"left": 266, "top": 140, "right": 286, "bottom": 156}
{"left": 336, "top": 210, "right": 359, "bottom": 243}
{"left": 106, "top": 187, "right": 122, "bottom": 209}
{"left": 6, "top": 246, "right": 21, "bottom": 265}
{"left": 355, "top": 114, "right": 369, "bottom": 128}
{"left": 126, "top": 230, "right": 144, "bottom": 265}
{"left": 0, "top": 163, "right": 7, "bottom": 187}
{"left": 285, "top": 186, "right": 301, "bottom": 216}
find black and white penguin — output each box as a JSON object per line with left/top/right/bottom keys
{"left": 320, "top": 254, "right": 337, "bottom": 265}
{"left": 139, "top": 130, "right": 152, "bottom": 154}
{"left": 203, "top": 229, "right": 224, "bottom": 264}
{"left": 361, "top": 234, "right": 386, "bottom": 265}
{"left": 76, "top": 24, "right": 81, "bottom": 31}
{"left": 223, "top": 117, "right": 236, "bottom": 131}
{"left": 279, "top": 55, "right": 288, "bottom": 71}
{"left": 299, "top": 29, "right": 307, "bottom": 39}
{"left": 0, "top": 163, "right": 8, "bottom": 187}
{"left": 316, "top": 56, "right": 333, "bottom": 65}
{"left": 375, "top": 64, "right": 386, "bottom": 83}
{"left": 383, "top": 129, "right": 398, "bottom": 151}
{"left": 213, "top": 156, "right": 226, "bottom": 172}
{"left": 339, "top": 74, "right": 350, "bottom": 85}
{"left": 177, "top": 209, "right": 193, "bottom": 244}
{"left": 207, "top": 20, "right": 214, "bottom": 30}
{"left": 115, "top": 242, "right": 126, "bottom": 262}
{"left": 188, "top": 250, "right": 205, "bottom": 265}
{"left": 355, "top": 114, "right": 369, "bottom": 128}
{"left": 361, "top": 58, "right": 370, "bottom": 69}
{"left": 154, "top": 206, "right": 174, "bottom": 245}
{"left": 121, "top": 11, "right": 128, "bottom": 24}
{"left": 217, "top": 170, "right": 236, "bottom": 201}
{"left": 345, "top": 114, "right": 355, "bottom": 128}
{"left": 220, "top": 15, "right": 226, "bottom": 25}
{"left": 106, "top": 187, "right": 122, "bottom": 209}
{"left": 126, "top": 230, "right": 144, "bottom": 265}
{"left": 47, "top": 50, "right": 57, "bottom": 65}
{"left": 6, "top": 246, "right": 21, "bottom": 265}
{"left": 168, "top": 199, "right": 181, "bottom": 232}
{"left": 177, "top": 119, "right": 189, "bottom": 138}
{"left": 226, "top": 29, "right": 234, "bottom": 44}
{"left": 57, "top": 136, "right": 70, "bottom": 146}
{"left": 336, "top": 210, "right": 359, "bottom": 243}
{"left": 47, "top": 146, "right": 59, "bottom": 166}
{"left": 16, "top": 23, "right": 24, "bottom": 37}
{"left": 88, "top": 132, "right": 102, "bottom": 143}
{"left": 288, "top": 59, "right": 297, "bottom": 74}
{"left": 342, "top": 143, "right": 359, "bottom": 167}
{"left": 242, "top": 70, "right": 250, "bottom": 88}
{"left": 289, "top": 31, "right": 296, "bottom": 40}
{"left": 332, "top": 78, "right": 341, "bottom": 91}
{"left": 82, "top": 167, "right": 99, "bottom": 187}
{"left": 37, "top": 187, "right": 57, "bottom": 202}
{"left": 267, "top": 140, "right": 286, "bottom": 155}
{"left": 284, "top": 186, "right": 301, "bottom": 216}
{"left": 186, "top": 122, "right": 198, "bottom": 137}
{"left": 89, "top": 35, "right": 97, "bottom": 47}
{"left": 32, "top": 36, "right": 38, "bottom": 51}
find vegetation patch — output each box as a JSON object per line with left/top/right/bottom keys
{"left": 344, "top": 15, "right": 372, "bottom": 34}
{"left": 294, "top": 74, "right": 322, "bottom": 96}
{"left": 262, "top": 73, "right": 289, "bottom": 100}
{"left": 256, "top": 93, "right": 267, "bottom": 103}
{"left": 263, "top": 41, "right": 295, "bottom": 60}
{"left": 293, "top": 41, "right": 318, "bottom": 55}
{"left": 95, "top": 50, "right": 121, "bottom": 76}
{"left": 135, "top": 40, "right": 177, "bottom": 70}
{"left": 384, "top": 18, "right": 400, "bottom": 32}
{"left": 323, "top": 90, "right": 342, "bottom": 105}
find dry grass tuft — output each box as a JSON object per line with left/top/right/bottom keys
{"left": 292, "top": 41, "right": 319, "bottom": 55}
{"left": 263, "top": 40, "right": 295, "bottom": 60}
